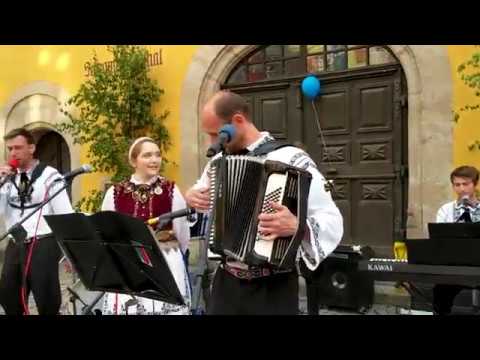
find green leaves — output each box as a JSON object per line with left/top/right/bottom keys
{"left": 57, "top": 45, "right": 171, "bottom": 213}
{"left": 455, "top": 48, "right": 480, "bottom": 136}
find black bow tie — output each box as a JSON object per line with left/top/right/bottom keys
{"left": 19, "top": 172, "right": 29, "bottom": 193}
{"left": 459, "top": 208, "right": 473, "bottom": 223}
{"left": 19, "top": 172, "right": 30, "bottom": 215}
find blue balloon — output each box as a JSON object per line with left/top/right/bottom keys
{"left": 301, "top": 75, "right": 321, "bottom": 100}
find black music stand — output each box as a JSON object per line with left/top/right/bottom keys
{"left": 44, "top": 211, "right": 184, "bottom": 307}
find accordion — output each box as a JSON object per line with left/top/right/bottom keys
{"left": 207, "top": 156, "right": 312, "bottom": 269}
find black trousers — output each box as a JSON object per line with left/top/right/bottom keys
{"left": 207, "top": 266, "right": 298, "bottom": 315}
{"left": 0, "top": 236, "right": 62, "bottom": 315}
{"left": 432, "top": 284, "right": 477, "bottom": 315}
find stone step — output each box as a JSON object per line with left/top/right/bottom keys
{"left": 374, "top": 281, "right": 411, "bottom": 308}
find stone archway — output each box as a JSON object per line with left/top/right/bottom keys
{"left": 0, "top": 81, "right": 82, "bottom": 203}
{"left": 179, "top": 45, "right": 453, "bottom": 238}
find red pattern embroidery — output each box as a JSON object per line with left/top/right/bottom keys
{"left": 113, "top": 178, "right": 175, "bottom": 229}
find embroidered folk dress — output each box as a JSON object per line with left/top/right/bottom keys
{"left": 100, "top": 175, "right": 191, "bottom": 315}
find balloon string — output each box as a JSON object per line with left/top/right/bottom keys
{"left": 311, "top": 99, "right": 329, "bottom": 164}
{"left": 311, "top": 99, "right": 336, "bottom": 193}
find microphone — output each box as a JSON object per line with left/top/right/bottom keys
{"left": 457, "top": 195, "right": 473, "bottom": 223}
{"left": 0, "top": 158, "right": 19, "bottom": 188}
{"left": 54, "top": 164, "right": 93, "bottom": 183}
{"left": 460, "top": 195, "right": 471, "bottom": 208}
{"left": 146, "top": 208, "right": 196, "bottom": 227}
{"left": 206, "top": 124, "right": 236, "bottom": 158}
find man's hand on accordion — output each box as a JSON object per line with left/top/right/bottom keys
{"left": 185, "top": 186, "right": 210, "bottom": 211}
{"left": 257, "top": 202, "right": 299, "bottom": 241}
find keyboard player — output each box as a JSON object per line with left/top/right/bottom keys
{"left": 434, "top": 165, "right": 480, "bottom": 315}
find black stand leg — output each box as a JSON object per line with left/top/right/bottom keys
{"left": 305, "top": 282, "right": 320, "bottom": 315}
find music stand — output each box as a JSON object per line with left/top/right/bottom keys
{"left": 44, "top": 211, "right": 184, "bottom": 307}
{"left": 428, "top": 222, "right": 480, "bottom": 239}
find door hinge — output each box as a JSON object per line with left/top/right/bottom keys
{"left": 394, "top": 165, "right": 408, "bottom": 179}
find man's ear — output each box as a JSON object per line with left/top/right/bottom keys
{"left": 231, "top": 113, "right": 246, "bottom": 126}
{"left": 29, "top": 144, "right": 36, "bottom": 156}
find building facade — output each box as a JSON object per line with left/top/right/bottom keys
{"left": 0, "top": 45, "right": 478, "bottom": 256}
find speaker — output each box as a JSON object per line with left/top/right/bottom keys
{"left": 310, "top": 245, "right": 374, "bottom": 312}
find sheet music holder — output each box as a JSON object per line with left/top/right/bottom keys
{"left": 45, "top": 211, "right": 184, "bottom": 305}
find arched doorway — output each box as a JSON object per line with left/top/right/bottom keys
{"left": 222, "top": 45, "right": 408, "bottom": 257}
{"left": 32, "top": 129, "right": 72, "bottom": 197}
{"left": 0, "top": 83, "right": 83, "bottom": 205}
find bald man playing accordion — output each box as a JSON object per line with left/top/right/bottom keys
{"left": 186, "top": 91, "right": 343, "bottom": 315}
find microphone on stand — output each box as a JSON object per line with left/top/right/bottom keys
{"left": 460, "top": 195, "right": 471, "bottom": 207}
{"left": 457, "top": 195, "right": 473, "bottom": 223}
{"left": 206, "top": 124, "right": 236, "bottom": 158}
{"left": 53, "top": 164, "right": 93, "bottom": 183}
{"left": 146, "top": 208, "right": 196, "bottom": 227}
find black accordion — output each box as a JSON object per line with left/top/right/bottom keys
{"left": 207, "top": 155, "right": 312, "bottom": 269}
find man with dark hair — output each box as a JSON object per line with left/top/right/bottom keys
{"left": 449, "top": 166, "right": 479, "bottom": 186}
{"left": 433, "top": 165, "right": 480, "bottom": 315}
{"left": 437, "top": 165, "right": 480, "bottom": 223}
{"left": 185, "top": 91, "right": 343, "bottom": 315}
{"left": 0, "top": 127, "right": 73, "bottom": 315}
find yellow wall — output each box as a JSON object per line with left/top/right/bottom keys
{"left": 447, "top": 45, "right": 480, "bottom": 170}
{"left": 0, "top": 45, "right": 199, "bottom": 199}
{"left": 2, "top": 45, "right": 480, "bottom": 202}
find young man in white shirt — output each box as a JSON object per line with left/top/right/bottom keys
{"left": 185, "top": 91, "right": 344, "bottom": 315}
{"left": 0, "top": 128, "right": 74, "bottom": 315}
{"left": 434, "top": 165, "right": 480, "bottom": 315}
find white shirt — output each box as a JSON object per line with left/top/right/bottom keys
{"left": 193, "top": 132, "right": 344, "bottom": 271}
{"left": 0, "top": 161, "right": 74, "bottom": 238}
{"left": 101, "top": 175, "right": 191, "bottom": 253}
{"left": 436, "top": 200, "right": 480, "bottom": 223}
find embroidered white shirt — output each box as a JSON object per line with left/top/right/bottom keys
{"left": 436, "top": 200, "right": 480, "bottom": 223}
{"left": 192, "top": 132, "right": 344, "bottom": 271}
{"left": 0, "top": 161, "right": 74, "bottom": 238}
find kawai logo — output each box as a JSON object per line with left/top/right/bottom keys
{"left": 367, "top": 263, "right": 393, "bottom": 272}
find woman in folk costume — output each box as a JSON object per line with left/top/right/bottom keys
{"left": 100, "top": 137, "right": 191, "bottom": 315}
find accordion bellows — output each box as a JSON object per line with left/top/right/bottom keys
{"left": 207, "top": 156, "right": 312, "bottom": 269}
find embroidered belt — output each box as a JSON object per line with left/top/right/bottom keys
{"left": 222, "top": 263, "right": 292, "bottom": 280}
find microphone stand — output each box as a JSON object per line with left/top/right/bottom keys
{"left": 0, "top": 175, "right": 104, "bottom": 315}
{"left": 0, "top": 174, "right": 14, "bottom": 189}
{"left": 63, "top": 208, "right": 196, "bottom": 316}
{"left": 67, "top": 287, "right": 87, "bottom": 315}
{"left": 81, "top": 292, "right": 105, "bottom": 315}
{"left": 0, "top": 178, "right": 73, "bottom": 243}
{"left": 77, "top": 209, "right": 195, "bottom": 316}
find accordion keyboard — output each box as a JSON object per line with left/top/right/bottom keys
{"left": 254, "top": 173, "right": 287, "bottom": 260}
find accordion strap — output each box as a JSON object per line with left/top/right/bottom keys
{"left": 250, "top": 140, "right": 292, "bottom": 157}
